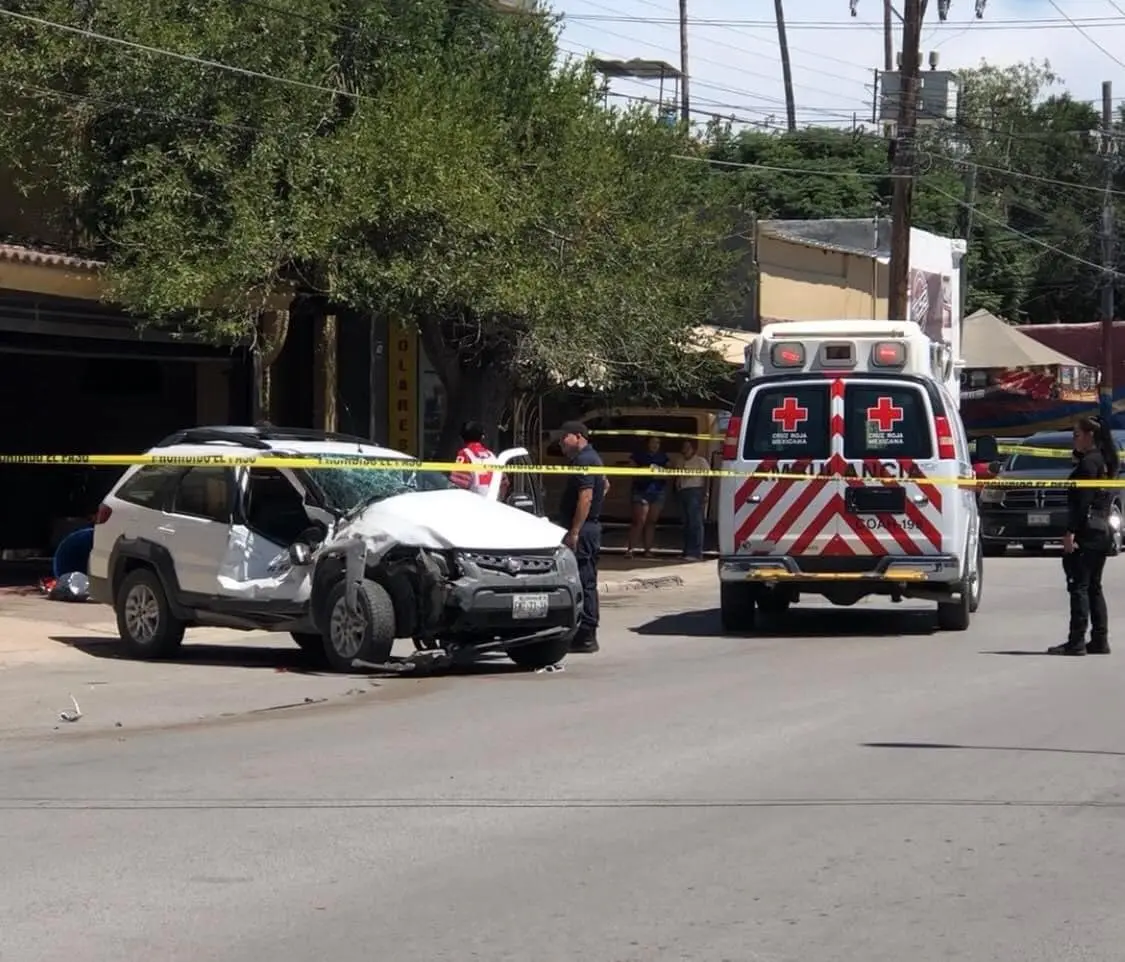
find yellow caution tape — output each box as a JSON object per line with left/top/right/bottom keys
{"left": 995, "top": 443, "right": 1075, "bottom": 459}
{"left": 0, "top": 452, "right": 1118, "bottom": 487}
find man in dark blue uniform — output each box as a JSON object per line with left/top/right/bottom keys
{"left": 557, "top": 420, "right": 606, "bottom": 654}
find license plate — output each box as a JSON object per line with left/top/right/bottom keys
{"left": 1027, "top": 513, "right": 1050, "bottom": 526}
{"left": 512, "top": 593, "right": 550, "bottom": 620}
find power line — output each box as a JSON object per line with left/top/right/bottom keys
{"left": 672, "top": 153, "right": 910, "bottom": 179}
{"left": 926, "top": 182, "right": 1121, "bottom": 276}
{"left": 563, "top": 13, "right": 1125, "bottom": 30}
{"left": 1044, "top": 0, "right": 1125, "bottom": 72}
{"left": 0, "top": 7, "right": 359, "bottom": 100}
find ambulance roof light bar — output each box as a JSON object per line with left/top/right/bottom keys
{"left": 770, "top": 342, "right": 805, "bottom": 368}
{"left": 871, "top": 341, "right": 907, "bottom": 367}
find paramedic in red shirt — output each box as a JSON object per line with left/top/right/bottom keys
{"left": 450, "top": 421, "right": 497, "bottom": 495}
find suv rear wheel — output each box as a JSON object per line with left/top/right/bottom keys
{"left": 720, "top": 583, "right": 757, "bottom": 633}
{"left": 115, "top": 568, "right": 185, "bottom": 659}
{"left": 323, "top": 579, "right": 396, "bottom": 672}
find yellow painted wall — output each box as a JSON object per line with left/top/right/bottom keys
{"left": 758, "top": 234, "right": 888, "bottom": 323}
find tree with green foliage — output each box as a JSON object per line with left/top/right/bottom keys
{"left": 0, "top": 0, "right": 738, "bottom": 453}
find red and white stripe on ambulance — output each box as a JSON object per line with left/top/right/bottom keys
{"left": 719, "top": 375, "right": 970, "bottom": 558}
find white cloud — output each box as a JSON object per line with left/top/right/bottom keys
{"left": 553, "top": 0, "right": 1125, "bottom": 127}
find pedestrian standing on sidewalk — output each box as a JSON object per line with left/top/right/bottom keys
{"left": 676, "top": 439, "right": 709, "bottom": 561}
{"left": 625, "top": 435, "right": 669, "bottom": 557}
{"left": 558, "top": 420, "right": 606, "bottom": 654}
{"left": 1049, "top": 415, "right": 1117, "bottom": 656}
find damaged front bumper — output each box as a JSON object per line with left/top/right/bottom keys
{"left": 443, "top": 548, "right": 582, "bottom": 645}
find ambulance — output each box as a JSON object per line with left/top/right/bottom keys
{"left": 717, "top": 319, "right": 981, "bottom": 632}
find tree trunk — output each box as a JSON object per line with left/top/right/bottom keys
{"left": 434, "top": 366, "right": 512, "bottom": 459}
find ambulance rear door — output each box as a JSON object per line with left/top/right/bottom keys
{"left": 836, "top": 376, "right": 952, "bottom": 557}
{"left": 723, "top": 377, "right": 841, "bottom": 558}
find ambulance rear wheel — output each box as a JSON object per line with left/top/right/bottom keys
{"left": 720, "top": 583, "right": 757, "bottom": 633}
{"left": 757, "top": 590, "right": 791, "bottom": 616}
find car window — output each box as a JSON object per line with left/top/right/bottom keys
{"left": 169, "top": 468, "right": 233, "bottom": 522}
{"left": 114, "top": 465, "right": 182, "bottom": 509}
{"left": 743, "top": 384, "right": 830, "bottom": 460}
{"left": 844, "top": 385, "right": 933, "bottom": 460}
{"left": 304, "top": 457, "right": 452, "bottom": 514}
{"left": 1005, "top": 446, "right": 1072, "bottom": 471}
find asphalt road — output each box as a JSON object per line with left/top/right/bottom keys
{"left": 4, "top": 552, "right": 1125, "bottom": 962}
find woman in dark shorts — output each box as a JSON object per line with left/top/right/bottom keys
{"left": 626, "top": 435, "right": 669, "bottom": 557}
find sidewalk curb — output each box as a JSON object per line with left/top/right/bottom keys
{"left": 599, "top": 574, "right": 686, "bottom": 596}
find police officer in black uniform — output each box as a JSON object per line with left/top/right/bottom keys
{"left": 1049, "top": 414, "right": 1118, "bottom": 656}
{"left": 557, "top": 421, "right": 605, "bottom": 654}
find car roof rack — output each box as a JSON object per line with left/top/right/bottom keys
{"left": 154, "top": 425, "right": 379, "bottom": 450}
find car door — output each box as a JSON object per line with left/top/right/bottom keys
{"left": 161, "top": 467, "right": 237, "bottom": 596}
{"left": 722, "top": 380, "right": 837, "bottom": 557}
{"left": 215, "top": 467, "right": 319, "bottom": 603}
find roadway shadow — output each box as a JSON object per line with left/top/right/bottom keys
{"left": 980, "top": 649, "right": 1054, "bottom": 657}
{"left": 50, "top": 634, "right": 334, "bottom": 674}
{"left": 51, "top": 635, "right": 537, "bottom": 677}
{"left": 632, "top": 607, "right": 937, "bottom": 638}
{"left": 864, "top": 740, "right": 1125, "bottom": 757}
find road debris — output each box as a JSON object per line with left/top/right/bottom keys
{"left": 58, "top": 694, "right": 82, "bottom": 722}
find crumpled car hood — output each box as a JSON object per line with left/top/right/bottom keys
{"left": 334, "top": 489, "right": 567, "bottom": 551}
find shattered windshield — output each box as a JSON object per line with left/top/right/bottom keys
{"left": 304, "top": 457, "right": 452, "bottom": 513}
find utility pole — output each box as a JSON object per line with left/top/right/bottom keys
{"left": 1100, "top": 80, "right": 1116, "bottom": 422}
{"left": 959, "top": 162, "right": 977, "bottom": 332}
{"left": 883, "top": 0, "right": 894, "bottom": 70}
{"left": 678, "top": 0, "right": 690, "bottom": 123}
{"left": 887, "top": 0, "right": 925, "bottom": 321}
{"left": 774, "top": 0, "right": 797, "bottom": 132}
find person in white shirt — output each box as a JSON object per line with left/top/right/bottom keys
{"left": 676, "top": 440, "right": 709, "bottom": 560}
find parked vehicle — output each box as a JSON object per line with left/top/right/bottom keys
{"left": 979, "top": 429, "right": 1125, "bottom": 555}
{"left": 718, "top": 319, "right": 982, "bottom": 632}
{"left": 87, "top": 426, "right": 581, "bottom": 671}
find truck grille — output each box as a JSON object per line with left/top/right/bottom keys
{"left": 460, "top": 552, "right": 556, "bottom": 575}
{"left": 1002, "top": 488, "right": 1066, "bottom": 509}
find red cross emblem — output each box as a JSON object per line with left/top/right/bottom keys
{"left": 867, "top": 396, "right": 904, "bottom": 432}
{"left": 771, "top": 396, "right": 808, "bottom": 433}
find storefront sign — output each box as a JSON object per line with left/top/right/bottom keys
{"left": 387, "top": 325, "right": 418, "bottom": 454}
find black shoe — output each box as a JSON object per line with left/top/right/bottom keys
{"left": 1047, "top": 642, "right": 1087, "bottom": 656}
{"left": 570, "top": 631, "right": 599, "bottom": 654}
{"left": 1087, "top": 641, "right": 1111, "bottom": 655}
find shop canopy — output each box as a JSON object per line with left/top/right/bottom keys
{"left": 962, "top": 309, "right": 1082, "bottom": 368}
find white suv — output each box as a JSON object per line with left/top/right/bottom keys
{"left": 88, "top": 426, "right": 581, "bottom": 671}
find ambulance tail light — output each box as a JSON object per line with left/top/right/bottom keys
{"left": 770, "top": 343, "right": 805, "bottom": 368}
{"left": 722, "top": 415, "right": 743, "bottom": 460}
{"left": 934, "top": 415, "right": 956, "bottom": 460}
{"left": 872, "top": 341, "right": 906, "bottom": 367}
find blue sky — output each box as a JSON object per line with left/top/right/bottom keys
{"left": 550, "top": 0, "right": 1125, "bottom": 129}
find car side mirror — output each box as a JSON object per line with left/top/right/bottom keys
{"left": 288, "top": 542, "right": 312, "bottom": 566}
{"left": 974, "top": 437, "right": 999, "bottom": 462}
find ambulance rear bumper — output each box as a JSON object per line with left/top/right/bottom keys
{"left": 718, "top": 554, "right": 962, "bottom": 584}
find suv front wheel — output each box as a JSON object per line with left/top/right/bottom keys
{"left": 322, "top": 579, "right": 396, "bottom": 671}
{"left": 115, "top": 568, "right": 186, "bottom": 659}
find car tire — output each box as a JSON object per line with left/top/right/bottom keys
{"left": 983, "top": 543, "right": 1006, "bottom": 557}
{"left": 507, "top": 634, "right": 571, "bottom": 670}
{"left": 115, "top": 567, "right": 186, "bottom": 660}
{"left": 322, "top": 579, "right": 396, "bottom": 672}
{"left": 968, "top": 542, "right": 984, "bottom": 614}
{"left": 720, "top": 582, "right": 757, "bottom": 633}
